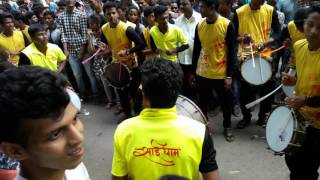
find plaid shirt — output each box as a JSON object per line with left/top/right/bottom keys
{"left": 58, "top": 8, "right": 88, "bottom": 56}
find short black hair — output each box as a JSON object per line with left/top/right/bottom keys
{"left": 200, "top": 0, "right": 220, "bottom": 10}
{"left": 26, "top": 11, "right": 36, "bottom": 20}
{"left": 307, "top": 4, "right": 320, "bottom": 18}
{"left": 128, "top": 5, "right": 141, "bottom": 15}
{"left": 57, "top": 0, "right": 66, "bottom": 7}
{"left": 11, "top": 10, "right": 28, "bottom": 24}
{"left": 144, "top": 6, "right": 154, "bottom": 17}
{"left": 103, "top": 1, "right": 118, "bottom": 13}
{"left": 141, "top": 58, "right": 183, "bottom": 108}
{"left": 28, "top": 23, "right": 46, "bottom": 38}
{"left": 0, "top": 66, "right": 69, "bottom": 147}
{"left": 294, "top": 7, "right": 310, "bottom": 30}
{"left": 89, "top": 14, "right": 102, "bottom": 25}
{"left": 153, "top": 5, "right": 168, "bottom": 18}
{"left": 43, "top": 10, "right": 55, "bottom": 18}
{"left": 0, "top": 12, "right": 13, "bottom": 24}
{"left": 159, "top": 0, "right": 171, "bottom": 6}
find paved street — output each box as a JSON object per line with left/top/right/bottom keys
{"left": 81, "top": 103, "right": 291, "bottom": 180}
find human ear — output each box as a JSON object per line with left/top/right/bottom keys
{"left": 0, "top": 142, "right": 28, "bottom": 161}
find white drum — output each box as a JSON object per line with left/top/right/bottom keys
{"left": 176, "top": 95, "right": 207, "bottom": 124}
{"left": 266, "top": 106, "right": 306, "bottom": 155}
{"left": 241, "top": 56, "right": 272, "bottom": 85}
{"left": 282, "top": 85, "right": 295, "bottom": 97}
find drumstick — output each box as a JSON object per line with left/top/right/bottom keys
{"left": 81, "top": 48, "right": 102, "bottom": 64}
{"left": 249, "top": 42, "right": 256, "bottom": 68}
{"left": 245, "top": 84, "right": 283, "bottom": 109}
{"left": 259, "top": 55, "right": 264, "bottom": 82}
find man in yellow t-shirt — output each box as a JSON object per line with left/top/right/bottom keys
{"left": 19, "top": 24, "right": 66, "bottom": 72}
{"left": 233, "top": 0, "right": 281, "bottom": 129}
{"left": 192, "top": 0, "right": 236, "bottom": 141}
{"left": 149, "top": 5, "right": 189, "bottom": 62}
{"left": 282, "top": 5, "right": 320, "bottom": 180}
{"left": 101, "top": 2, "right": 145, "bottom": 120}
{"left": 279, "top": 7, "right": 308, "bottom": 72}
{"left": 0, "top": 13, "right": 28, "bottom": 65}
{"left": 112, "top": 58, "right": 220, "bottom": 180}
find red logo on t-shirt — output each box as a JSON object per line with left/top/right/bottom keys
{"left": 133, "top": 139, "right": 181, "bottom": 166}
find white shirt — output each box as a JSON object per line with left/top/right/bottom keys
{"left": 14, "top": 162, "right": 91, "bottom": 180}
{"left": 175, "top": 11, "right": 202, "bottom": 65}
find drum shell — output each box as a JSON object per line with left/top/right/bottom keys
{"left": 266, "top": 106, "right": 307, "bottom": 155}
{"left": 103, "top": 62, "right": 132, "bottom": 89}
{"left": 176, "top": 95, "right": 207, "bottom": 125}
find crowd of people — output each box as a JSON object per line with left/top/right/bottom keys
{"left": 0, "top": 0, "right": 319, "bottom": 179}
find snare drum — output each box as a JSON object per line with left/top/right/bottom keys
{"left": 176, "top": 95, "right": 207, "bottom": 124}
{"left": 103, "top": 62, "right": 132, "bottom": 89}
{"left": 241, "top": 56, "right": 272, "bottom": 85}
{"left": 266, "top": 106, "right": 307, "bottom": 155}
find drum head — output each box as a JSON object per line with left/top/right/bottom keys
{"left": 282, "top": 85, "right": 295, "bottom": 97}
{"left": 104, "top": 63, "right": 131, "bottom": 88}
{"left": 176, "top": 95, "right": 207, "bottom": 124}
{"left": 241, "top": 57, "right": 272, "bottom": 85}
{"left": 266, "top": 106, "right": 295, "bottom": 152}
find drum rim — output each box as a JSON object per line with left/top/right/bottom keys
{"left": 266, "top": 105, "right": 298, "bottom": 153}
{"left": 176, "top": 95, "right": 208, "bottom": 124}
{"left": 103, "top": 62, "right": 132, "bottom": 89}
{"left": 240, "top": 57, "right": 272, "bottom": 85}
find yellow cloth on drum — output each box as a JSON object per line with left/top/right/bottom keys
{"left": 287, "top": 21, "right": 305, "bottom": 44}
{"left": 149, "top": 24, "right": 188, "bottom": 62}
{"left": 196, "top": 16, "right": 230, "bottom": 79}
{"left": 294, "top": 39, "right": 320, "bottom": 129}
{"left": 0, "top": 30, "right": 26, "bottom": 65}
{"left": 101, "top": 21, "right": 137, "bottom": 69}
{"left": 21, "top": 43, "right": 66, "bottom": 71}
{"left": 236, "top": 4, "right": 273, "bottom": 55}
{"left": 111, "top": 107, "right": 205, "bottom": 179}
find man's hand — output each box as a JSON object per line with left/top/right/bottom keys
{"left": 282, "top": 72, "right": 296, "bottom": 86}
{"left": 117, "top": 49, "right": 128, "bottom": 57}
{"left": 224, "top": 78, "right": 232, "bottom": 90}
{"left": 166, "top": 49, "right": 176, "bottom": 55}
{"left": 97, "top": 42, "right": 107, "bottom": 51}
{"left": 285, "top": 95, "right": 306, "bottom": 109}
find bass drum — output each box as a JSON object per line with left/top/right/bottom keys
{"left": 176, "top": 95, "right": 207, "bottom": 124}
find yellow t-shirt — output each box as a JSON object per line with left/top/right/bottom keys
{"left": 143, "top": 26, "right": 152, "bottom": 49}
{"left": 294, "top": 39, "right": 320, "bottom": 129}
{"left": 112, "top": 107, "right": 205, "bottom": 179}
{"left": 101, "top": 21, "right": 137, "bottom": 68}
{"left": 0, "top": 30, "right": 26, "bottom": 65}
{"left": 21, "top": 43, "right": 66, "bottom": 71}
{"left": 287, "top": 21, "right": 305, "bottom": 44}
{"left": 196, "top": 16, "right": 230, "bottom": 79}
{"left": 22, "top": 26, "right": 32, "bottom": 43}
{"left": 236, "top": 4, "right": 273, "bottom": 47}
{"left": 149, "top": 24, "right": 188, "bottom": 62}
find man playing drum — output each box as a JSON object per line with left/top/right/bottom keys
{"left": 191, "top": 0, "right": 236, "bottom": 142}
{"left": 111, "top": 58, "right": 220, "bottom": 180}
{"left": 101, "top": 2, "right": 145, "bottom": 121}
{"left": 282, "top": 5, "right": 320, "bottom": 180}
{"left": 233, "top": 0, "right": 280, "bottom": 128}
